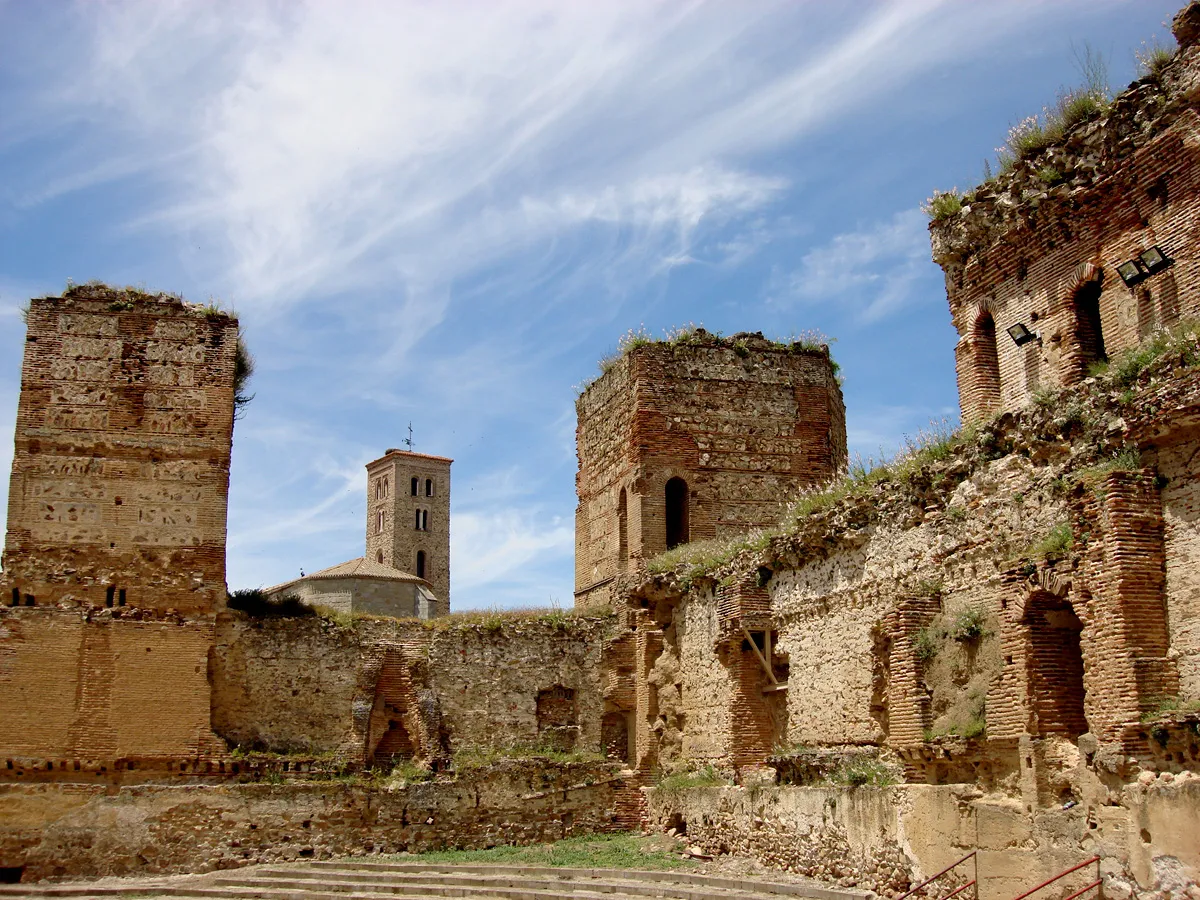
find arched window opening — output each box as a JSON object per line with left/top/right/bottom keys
{"left": 411, "top": 477, "right": 418, "bottom": 496}
{"left": 617, "top": 488, "right": 628, "bottom": 568}
{"left": 665, "top": 477, "right": 689, "bottom": 550}
{"left": 416, "top": 550, "right": 426, "bottom": 579}
{"left": 1073, "top": 280, "right": 1107, "bottom": 373}
{"left": 381, "top": 476, "right": 389, "bottom": 499}
{"left": 973, "top": 311, "right": 1002, "bottom": 415}
{"left": 376, "top": 550, "right": 384, "bottom": 564}
{"left": 414, "top": 509, "right": 421, "bottom": 530}
{"left": 421, "top": 509, "right": 429, "bottom": 531}
{"left": 425, "top": 478, "right": 433, "bottom": 497}
{"left": 1025, "top": 592, "right": 1088, "bottom": 739}
{"left": 376, "top": 509, "right": 385, "bottom": 534}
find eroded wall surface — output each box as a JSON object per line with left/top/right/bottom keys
{"left": 210, "top": 614, "right": 612, "bottom": 761}
{"left": 0, "top": 761, "right": 625, "bottom": 881}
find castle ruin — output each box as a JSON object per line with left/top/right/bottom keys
{"left": 2, "top": 5, "right": 1200, "bottom": 899}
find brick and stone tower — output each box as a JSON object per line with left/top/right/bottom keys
{"left": 365, "top": 449, "right": 452, "bottom": 612}
{"left": 574, "top": 330, "right": 846, "bottom": 611}
{"left": 2, "top": 287, "right": 239, "bottom": 614}
{"left": 0, "top": 284, "right": 239, "bottom": 763}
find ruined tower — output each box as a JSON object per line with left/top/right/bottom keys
{"left": 365, "top": 449, "right": 452, "bottom": 612}
{"left": 0, "top": 284, "right": 239, "bottom": 762}
{"left": 574, "top": 330, "right": 846, "bottom": 611}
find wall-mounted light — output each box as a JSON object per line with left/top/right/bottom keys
{"left": 1117, "top": 245, "right": 1173, "bottom": 287}
{"left": 1116, "top": 259, "right": 1145, "bottom": 287}
{"left": 1138, "top": 245, "right": 1171, "bottom": 275}
{"left": 1007, "top": 323, "right": 1038, "bottom": 347}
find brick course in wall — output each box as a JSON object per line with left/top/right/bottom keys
{"left": 574, "top": 332, "right": 845, "bottom": 611}
{"left": 931, "top": 13, "right": 1200, "bottom": 423}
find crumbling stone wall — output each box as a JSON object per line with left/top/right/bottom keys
{"left": 930, "top": 5, "right": 1200, "bottom": 422}
{"left": 575, "top": 332, "right": 845, "bottom": 610}
{"left": 0, "top": 760, "right": 625, "bottom": 881}
{"left": 209, "top": 613, "right": 612, "bottom": 763}
{"left": 647, "top": 779, "right": 1200, "bottom": 900}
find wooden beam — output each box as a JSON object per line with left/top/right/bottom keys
{"left": 762, "top": 682, "right": 789, "bottom": 694}
{"left": 741, "top": 627, "right": 777, "bottom": 684}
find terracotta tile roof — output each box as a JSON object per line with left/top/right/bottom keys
{"left": 266, "top": 556, "right": 429, "bottom": 594}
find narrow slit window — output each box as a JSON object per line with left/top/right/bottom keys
{"left": 414, "top": 509, "right": 422, "bottom": 530}
{"left": 10, "top": 588, "right": 19, "bottom": 607}
{"left": 376, "top": 509, "right": 385, "bottom": 534}
{"left": 665, "top": 477, "right": 689, "bottom": 550}
{"left": 425, "top": 478, "right": 433, "bottom": 497}
{"left": 106, "top": 585, "right": 115, "bottom": 608}
{"left": 416, "top": 550, "right": 426, "bottom": 579}
{"left": 421, "top": 509, "right": 429, "bottom": 531}
{"left": 118, "top": 589, "right": 126, "bottom": 607}
{"left": 411, "top": 477, "right": 418, "bottom": 496}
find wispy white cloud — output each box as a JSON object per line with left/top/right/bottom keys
{"left": 451, "top": 506, "right": 574, "bottom": 608}
{"left": 769, "top": 208, "right": 933, "bottom": 322}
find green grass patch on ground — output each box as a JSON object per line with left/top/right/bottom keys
{"left": 391, "top": 832, "right": 694, "bottom": 870}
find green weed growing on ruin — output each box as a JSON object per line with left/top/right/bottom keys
{"left": 395, "top": 832, "right": 693, "bottom": 871}
{"left": 1029, "top": 522, "right": 1074, "bottom": 561}
{"left": 826, "top": 757, "right": 898, "bottom": 788}
{"left": 924, "top": 189, "right": 964, "bottom": 221}
{"left": 951, "top": 606, "right": 986, "bottom": 642}
{"left": 1090, "top": 319, "right": 1200, "bottom": 388}
{"left": 451, "top": 743, "right": 603, "bottom": 770}
{"left": 1141, "top": 695, "right": 1200, "bottom": 722}
{"left": 1135, "top": 38, "right": 1175, "bottom": 81}
{"left": 655, "top": 764, "right": 731, "bottom": 794}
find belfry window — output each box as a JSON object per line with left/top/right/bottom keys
{"left": 425, "top": 478, "right": 433, "bottom": 497}
{"left": 376, "top": 509, "right": 385, "bottom": 534}
{"left": 411, "top": 477, "right": 418, "bottom": 496}
{"left": 665, "top": 477, "right": 689, "bottom": 550}
{"left": 421, "top": 509, "right": 429, "bottom": 531}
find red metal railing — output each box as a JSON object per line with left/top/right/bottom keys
{"left": 897, "top": 851, "right": 978, "bottom": 900}
{"left": 1011, "top": 856, "right": 1102, "bottom": 900}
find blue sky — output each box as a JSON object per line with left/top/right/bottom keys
{"left": 0, "top": 0, "right": 1183, "bottom": 609}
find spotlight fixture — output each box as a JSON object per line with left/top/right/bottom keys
{"left": 1116, "top": 259, "right": 1145, "bottom": 287}
{"left": 1138, "top": 245, "right": 1171, "bottom": 275}
{"left": 1007, "top": 322, "right": 1038, "bottom": 347}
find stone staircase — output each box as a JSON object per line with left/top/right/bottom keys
{"left": 0, "top": 861, "right": 868, "bottom": 900}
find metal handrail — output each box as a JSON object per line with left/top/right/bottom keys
{"left": 897, "top": 851, "right": 978, "bottom": 900}
{"left": 1011, "top": 856, "right": 1102, "bottom": 900}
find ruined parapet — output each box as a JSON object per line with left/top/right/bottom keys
{"left": 574, "top": 330, "right": 845, "bottom": 611}
{"left": 930, "top": 7, "right": 1200, "bottom": 422}
{"left": 2, "top": 285, "right": 241, "bottom": 613}
{"left": 0, "top": 284, "right": 241, "bottom": 764}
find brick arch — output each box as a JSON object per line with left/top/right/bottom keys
{"left": 1021, "top": 589, "right": 1088, "bottom": 739}
{"left": 1060, "top": 263, "right": 1107, "bottom": 384}
{"left": 970, "top": 306, "right": 1002, "bottom": 418}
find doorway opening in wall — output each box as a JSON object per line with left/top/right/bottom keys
{"left": 973, "top": 311, "right": 1002, "bottom": 415}
{"left": 1073, "top": 280, "right": 1107, "bottom": 371}
{"left": 665, "top": 477, "right": 689, "bottom": 549}
{"left": 1025, "top": 591, "right": 1088, "bottom": 739}
{"left": 0, "top": 867, "right": 24, "bottom": 885}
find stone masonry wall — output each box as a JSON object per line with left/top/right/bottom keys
{"left": 647, "top": 779, "right": 1200, "bottom": 900}
{"left": 2, "top": 287, "right": 239, "bottom": 615}
{"left": 0, "top": 760, "right": 625, "bottom": 881}
{"left": 575, "top": 332, "right": 845, "bottom": 611}
{"left": 209, "top": 613, "right": 612, "bottom": 761}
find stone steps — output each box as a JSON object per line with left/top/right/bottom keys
{"left": 0, "top": 861, "right": 866, "bottom": 900}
